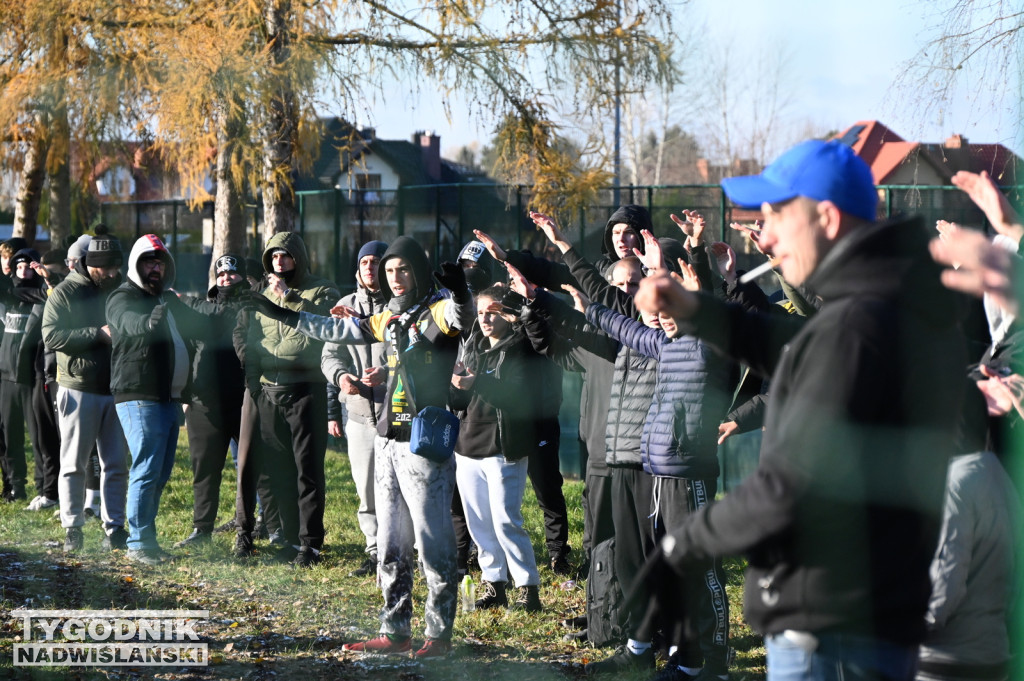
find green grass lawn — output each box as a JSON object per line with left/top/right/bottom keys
{"left": 0, "top": 430, "right": 766, "bottom": 680}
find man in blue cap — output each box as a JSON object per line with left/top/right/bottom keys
{"left": 623, "top": 140, "right": 969, "bottom": 681}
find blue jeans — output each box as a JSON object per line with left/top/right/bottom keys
{"left": 117, "top": 401, "right": 180, "bottom": 551}
{"left": 766, "top": 632, "right": 918, "bottom": 681}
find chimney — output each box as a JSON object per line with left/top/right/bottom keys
{"left": 415, "top": 130, "right": 441, "bottom": 181}
{"left": 945, "top": 134, "right": 967, "bottom": 149}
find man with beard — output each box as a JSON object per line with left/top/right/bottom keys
{"left": 175, "top": 254, "right": 252, "bottom": 548}
{"left": 322, "top": 240, "right": 388, "bottom": 576}
{"left": 106, "top": 234, "right": 232, "bottom": 565}
{"left": 42, "top": 232, "right": 130, "bottom": 552}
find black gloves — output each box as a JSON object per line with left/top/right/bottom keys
{"left": 242, "top": 290, "right": 300, "bottom": 326}
{"left": 148, "top": 304, "right": 167, "bottom": 331}
{"left": 434, "top": 262, "right": 469, "bottom": 304}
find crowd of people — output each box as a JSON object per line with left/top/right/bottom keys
{"left": 0, "top": 138, "right": 1020, "bottom": 680}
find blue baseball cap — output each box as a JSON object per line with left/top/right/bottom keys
{"left": 721, "top": 140, "right": 878, "bottom": 221}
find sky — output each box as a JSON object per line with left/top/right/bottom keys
{"left": 358, "top": 0, "right": 1023, "bottom": 161}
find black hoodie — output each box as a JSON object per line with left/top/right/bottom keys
{"left": 662, "top": 215, "right": 968, "bottom": 645}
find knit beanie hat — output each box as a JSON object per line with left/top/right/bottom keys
{"left": 86, "top": 226, "right": 124, "bottom": 268}
{"left": 357, "top": 240, "right": 389, "bottom": 263}
{"left": 214, "top": 253, "right": 247, "bottom": 278}
{"left": 67, "top": 235, "right": 92, "bottom": 262}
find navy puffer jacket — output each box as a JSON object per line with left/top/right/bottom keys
{"left": 586, "top": 303, "right": 730, "bottom": 479}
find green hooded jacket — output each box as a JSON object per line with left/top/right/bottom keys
{"left": 249, "top": 232, "right": 339, "bottom": 385}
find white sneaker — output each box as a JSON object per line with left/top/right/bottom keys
{"left": 25, "top": 496, "right": 58, "bottom": 511}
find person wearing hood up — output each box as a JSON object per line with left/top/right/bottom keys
{"left": 321, "top": 239, "right": 388, "bottom": 577}
{"left": 43, "top": 231, "right": 130, "bottom": 553}
{"left": 106, "top": 234, "right": 235, "bottom": 565}
{"left": 254, "top": 235, "right": 475, "bottom": 657}
{"left": 0, "top": 249, "right": 59, "bottom": 508}
{"left": 174, "top": 254, "right": 254, "bottom": 548}
{"left": 239, "top": 232, "right": 339, "bottom": 567}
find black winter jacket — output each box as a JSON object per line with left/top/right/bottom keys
{"left": 663, "top": 215, "right": 968, "bottom": 645}
{"left": 451, "top": 327, "right": 538, "bottom": 460}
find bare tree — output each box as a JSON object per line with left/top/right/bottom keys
{"left": 894, "top": 1, "right": 1022, "bottom": 144}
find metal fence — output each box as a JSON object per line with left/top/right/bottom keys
{"left": 96, "top": 182, "right": 1022, "bottom": 296}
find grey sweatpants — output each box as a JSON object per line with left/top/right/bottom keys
{"left": 345, "top": 416, "right": 378, "bottom": 554}
{"left": 374, "top": 436, "right": 457, "bottom": 641}
{"left": 57, "top": 387, "right": 129, "bottom": 533}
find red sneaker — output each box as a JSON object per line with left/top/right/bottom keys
{"left": 342, "top": 634, "right": 412, "bottom": 654}
{"left": 414, "top": 638, "right": 452, "bottom": 658}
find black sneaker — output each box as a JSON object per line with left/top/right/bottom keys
{"left": 474, "top": 580, "right": 508, "bottom": 609}
{"left": 550, "top": 554, "right": 572, "bottom": 576}
{"left": 585, "top": 645, "right": 656, "bottom": 675}
{"left": 64, "top": 527, "right": 84, "bottom": 553}
{"left": 214, "top": 518, "right": 237, "bottom": 534}
{"left": 174, "top": 528, "right": 212, "bottom": 548}
{"left": 233, "top": 533, "right": 254, "bottom": 559}
{"left": 273, "top": 545, "right": 300, "bottom": 564}
{"left": 653, "top": 664, "right": 699, "bottom": 681}
{"left": 102, "top": 527, "right": 129, "bottom": 551}
{"left": 510, "top": 585, "right": 542, "bottom": 612}
{"left": 294, "top": 546, "right": 322, "bottom": 569}
{"left": 349, "top": 552, "right": 377, "bottom": 577}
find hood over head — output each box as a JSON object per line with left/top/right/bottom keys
{"left": 659, "top": 238, "right": 688, "bottom": 275}
{"left": 377, "top": 236, "right": 432, "bottom": 307}
{"left": 603, "top": 205, "right": 652, "bottom": 259}
{"left": 127, "top": 234, "right": 176, "bottom": 290}
{"left": 262, "top": 232, "right": 311, "bottom": 287}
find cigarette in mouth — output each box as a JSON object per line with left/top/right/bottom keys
{"left": 739, "top": 259, "right": 776, "bottom": 284}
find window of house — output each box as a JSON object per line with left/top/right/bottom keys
{"left": 355, "top": 174, "right": 381, "bottom": 204}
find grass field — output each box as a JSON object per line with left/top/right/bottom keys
{"left": 0, "top": 431, "right": 767, "bottom": 680}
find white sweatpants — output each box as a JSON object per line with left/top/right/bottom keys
{"left": 455, "top": 453, "right": 540, "bottom": 588}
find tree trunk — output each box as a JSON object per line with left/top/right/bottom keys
{"left": 261, "top": 0, "right": 296, "bottom": 240}
{"left": 47, "top": 100, "right": 72, "bottom": 249}
{"left": 13, "top": 125, "right": 48, "bottom": 247}
{"left": 211, "top": 97, "right": 249, "bottom": 287}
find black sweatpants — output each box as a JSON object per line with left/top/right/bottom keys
{"left": 527, "top": 417, "right": 570, "bottom": 561}
{"left": 637, "top": 477, "right": 729, "bottom": 675}
{"left": 234, "top": 391, "right": 280, "bottom": 538}
{"left": 31, "top": 380, "right": 61, "bottom": 500}
{"left": 258, "top": 382, "right": 328, "bottom": 550}
{"left": 184, "top": 396, "right": 242, "bottom": 532}
{"left": 610, "top": 467, "right": 657, "bottom": 631}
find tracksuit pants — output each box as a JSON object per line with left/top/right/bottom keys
{"left": 184, "top": 396, "right": 242, "bottom": 533}
{"left": 375, "top": 436, "right": 457, "bottom": 641}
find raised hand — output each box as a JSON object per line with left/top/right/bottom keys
{"left": 633, "top": 229, "right": 665, "bottom": 272}
{"left": 678, "top": 259, "right": 701, "bottom": 292}
{"left": 951, "top": 170, "right": 1024, "bottom": 243}
{"left": 930, "top": 228, "right": 1019, "bottom": 316}
{"left": 709, "top": 241, "right": 737, "bottom": 283}
{"left": 473, "top": 229, "right": 507, "bottom": 262}
{"left": 731, "top": 220, "right": 767, "bottom": 255}
{"left": 562, "top": 284, "right": 591, "bottom": 314}
{"left": 529, "top": 211, "right": 571, "bottom": 252}
{"left": 504, "top": 261, "right": 536, "bottom": 300}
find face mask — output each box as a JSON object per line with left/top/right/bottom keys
{"left": 464, "top": 267, "right": 489, "bottom": 294}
